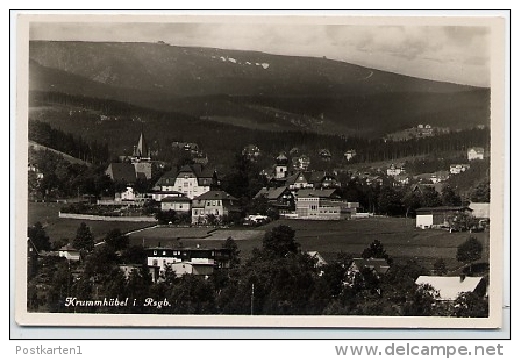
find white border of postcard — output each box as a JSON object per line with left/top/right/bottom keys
{"left": 14, "top": 12, "right": 507, "bottom": 328}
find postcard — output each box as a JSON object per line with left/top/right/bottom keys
{"left": 14, "top": 12, "right": 507, "bottom": 329}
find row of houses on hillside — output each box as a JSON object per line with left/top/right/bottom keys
{"left": 263, "top": 153, "right": 343, "bottom": 189}
{"left": 257, "top": 147, "right": 359, "bottom": 176}
{"left": 384, "top": 124, "right": 451, "bottom": 142}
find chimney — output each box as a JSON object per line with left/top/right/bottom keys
{"left": 459, "top": 275, "right": 466, "bottom": 283}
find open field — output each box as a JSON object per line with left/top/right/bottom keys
{"left": 126, "top": 217, "right": 490, "bottom": 271}
{"left": 28, "top": 203, "right": 491, "bottom": 270}
{"left": 28, "top": 202, "right": 154, "bottom": 243}
{"left": 263, "top": 218, "right": 490, "bottom": 270}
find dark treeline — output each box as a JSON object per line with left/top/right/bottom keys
{"left": 28, "top": 147, "right": 117, "bottom": 201}
{"left": 29, "top": 120, "right": 110, "bottom": 164}
{"left": 30, "top": 90, "right": 168, "bottom": 118}
{"left": 30, "top": 91, "right": 490, "bottom": 171}
{"left": 347, "top": 129, "right": 490, "bottom": 164}
{"left": 28, "top": 225, "right": 488, "bottom": 317}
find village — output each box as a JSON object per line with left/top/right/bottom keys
{"left": 27, "top": 125, "right": 491, "bottom": 316}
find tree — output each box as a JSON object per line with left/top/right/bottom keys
{"left": 403, "top": 284, "right": 440, "bottom": 316}
{"left": 134, "top": 177, "right": 150, "bottom": 194}
{"left": 127, "top": 267, "right": 152, "bottom": 313}
{"left": 48, "top": 261, "right": 73, "bottom": 312}
{"left": 72, "top": 276, "right": 94, "bottom": 313}
{"left": 28, "top": 222, "right": 51, "bottom": 251}
{"left": 319, "top": 262, "right": 346, "bottom": 298}
{"left": 84, "top": 246, "right": 118, "bottom": 280}
{"left": 470, "top": 182, "right": 490, "bottom": 202}
{"left": 453, "top": 291, "right": 488, "bottom": 318}
{"left": 433, "top": 258, "right": 447, "bottom": 276}
{"left": 441, "top": 185, "right": 462, "bottom": 206}
{"left": 222, "top": 236, "right": 241, "bottom": 268}
{"left": 362, "top": 240, "right": 392, "bottom": 264}
{"left": 377, "top": 186, "right": 404, "bottom": 216}
{"left": 73, "top": 222, "right": 94, "bottom": 251}
{"left": 456, "top": 236, "right": 483, "bottom": 273}
{"left": 248, "top": 196, "right": 269, "bottom": 216}
{"left": 102, "top": 268, "right": 129, "bottom": 310}
{"left": 155, "top": 210, "right": 177, "bottom": 225}
{"left": 402, "top": 191, "right": 422, "bottom": 218}
{"left": 420, "top": 187, "right": 442, "bottom": 207}
{"left": 104, "top": 228, "right": 129, "bottom": 251}
{"left": 221, "top": 152, "right": 264, "bottom": 212}
{"left": 206, "top": 214, "right": 218, "bottom": 226}
{"left": 262, "top": 225, "right": 300, "bottom": 257}
{"left": 120, "top": 245, "right": 146, "bottom": 264}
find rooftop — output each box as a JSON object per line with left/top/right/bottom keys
{"left": 350, "top": 257, "right": 391, "bottom": 274}
{"left": 415, "top": 276, "right": 484, "bottom": 301}
{"left": 296, "top": 189, "right": 339, "bottom": 199}
{"left": 255, "top": 186, "right": 287, "bottom": 200}
{"left": 415, "top": 206, "right": 472, "bottom": 213}
{"left": 161, "top": 196, "right": 191, "bottom": 202}
{"left": 193, "top": 190, "right": 237, "bottom": 201}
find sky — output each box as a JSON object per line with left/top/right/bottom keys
{"left": 29, "top": 19, "right": 492, "bottom": 87}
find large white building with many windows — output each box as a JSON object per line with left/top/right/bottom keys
{"left": 154, "top": 164, "right": 216, "bottom": 199}
{"left": 294, "top": 189, "right": 346, "bottom": 220}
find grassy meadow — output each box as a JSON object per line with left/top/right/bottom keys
{"left": 28, "top": 201, "right": 490, "bottom": 271}
{"left": 28, "top": 201, "right": 155, "bottom": 243}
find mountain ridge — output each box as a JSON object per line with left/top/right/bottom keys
{"left": 29, "top": 40, "right": 491, "bottom": 137}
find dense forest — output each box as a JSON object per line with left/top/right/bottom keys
{"left": 30, "top": 91, "right": 490, "bottom": 172}
{"left": 29, "top": 119, "right": 110, "bottom": 164}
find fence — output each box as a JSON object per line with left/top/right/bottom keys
{"left": 58, "top": 212, "right": 157, "bottom": 222}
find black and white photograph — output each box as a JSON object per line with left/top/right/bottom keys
{"left": 14, "top": 12, "right": 506, "bottom": 328}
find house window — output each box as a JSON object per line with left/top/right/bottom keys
{"left": 184, "top": 183, "right": 188, "bottom": 187}
{"left": 163, "top": 251, "right": 166, "bottom": 256}
{"left": 207, "top": 201, "right": 211, "bottom": 206}
{"left": 153, "top": 250, "right": 157, "bottom": 255}
{"left": 153, "top": 259, "right": 158, "bottom": 266}
{"left": 194, "top": 209, "right": 198, "bottom": 215}
{"left": 179, "top": 204, "right": 183, "bottom": 209}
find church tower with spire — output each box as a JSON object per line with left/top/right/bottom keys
{"left": 132, "top": 132, "right": 151, "bottom": 162}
